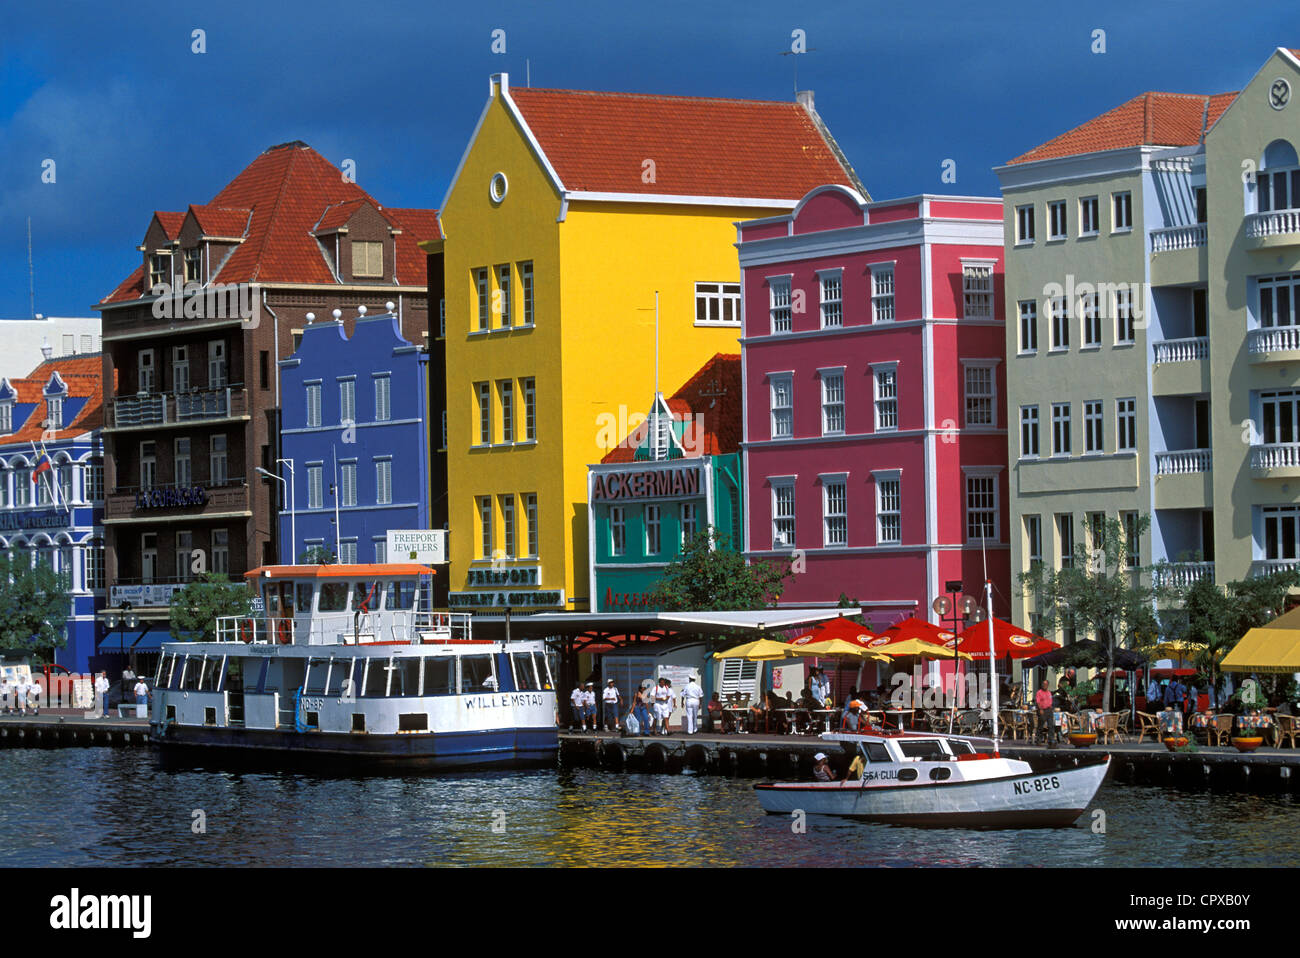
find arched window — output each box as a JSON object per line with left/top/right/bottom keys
{"left": 85, "top": 537, "right": 105, "bottom": 591}
{"left": 1258, "top": 139, "right": 1300, "bottom": 213}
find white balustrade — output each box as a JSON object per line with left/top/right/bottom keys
{"left": 1246, "top": 210, "right": 1300, "bottom": 239}
{"left": 1154, "top": 562, "right": 1216, "bottom": 589}
{"left": 1248, "top": 326, "right": 1300, "bottom": 355}
{"left": 1150, "top": 224, "right": 1207, "bottom": 252}
{"left": 1155, "top": 449, "right": 1211, "bottom": 476}
{"left": 1250, "top": 443, "right": 1300, "bottom": 471}
{"left": 1253, "top": 559, "right": 1300, "bottom": 578}
{"left": 1152, "top": 337, "right": 1208, "bottom": 364}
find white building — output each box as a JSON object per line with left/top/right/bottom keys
{"left": 0, "top": 317, "right": 101, "bottom": 382}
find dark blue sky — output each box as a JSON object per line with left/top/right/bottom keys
{"left": 0, "top": 0, "right": 1292, "bottom": 317}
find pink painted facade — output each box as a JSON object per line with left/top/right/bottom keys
{"left": 738, "top": 186, "right": 1010, "bottom": 631}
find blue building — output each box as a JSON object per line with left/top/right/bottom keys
{"left": 277, "top": 307, "right": 430, "bottom": 566}
{"left": 0, "top": 348, "right": 105, "bottom": 673}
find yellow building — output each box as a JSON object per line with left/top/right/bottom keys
{"left": 434, "top": 74, "right": 862, "bottom": 612}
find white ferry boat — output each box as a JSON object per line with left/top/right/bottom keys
{"left": 148, "top": 564, "right": 559, "bottom": 770}
{"left": 754, "top": 730, "right": 1109, "bottom": 829}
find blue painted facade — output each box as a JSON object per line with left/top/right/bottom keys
{"left": 0, "top": 357, "right": 105, "bottom": 673}
{"left": 277, "top": 312, "right": 429, "bottom": 565}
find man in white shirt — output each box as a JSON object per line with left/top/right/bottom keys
{"left": 133, "top": 678, "right": 150, "bottom": 713}
{"left": 570, "top": 684, "right": 587, "bottom": 731}
{"left": 653, "top": 679, "right": 675, "bottom": 735}
{"left": 95, "top": 672, "right": 111, "bottom": 719}
{"left": 582, "top": 682, "right": 597, "bottom": 729}
{"left": 681, "top": 674, "right": 704, "bottom": 734}
{"left": 0, "top": 676, "right": 11, "bottom": 714}
{"left": 601, "top": 679, "right": 623, "bottom": 732}
{"left": 25, "top": 678, "right": 40, "bottom": 715}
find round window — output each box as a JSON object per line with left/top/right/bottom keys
{"left": 1269, "top": 77, "right": 1291, "bottom": 111}
{"left": 490, "top": 172, "right": 509, "bottom": 203}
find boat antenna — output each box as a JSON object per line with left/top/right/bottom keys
{"left": 984, "top": 531, "right": 999, "bottom": 755}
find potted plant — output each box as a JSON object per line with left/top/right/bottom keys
{"left": 1230, "top": 733, "right": 1264, "bottom": 753}
{"left": 1065, "top": 679, "right": 1099, "bottom": 747}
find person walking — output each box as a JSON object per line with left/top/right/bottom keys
{"left": 570, "top": 683, "right": 586, "bottom": 731}
{"left": 681, "top": 673, "right": 704, "bottom": 734}
{"left": 582, "top": 682, "right": 597, "bottom": 730}
{"left": 95, "top": 671, "right": 111, "bottom": 719}
{"left": 26, "top": 677, "right": 40, "bottom": 716}
{"left": 1035, "top": 680, "right": 1059, "bottom": 747}
{"left": 1146, "top": 675, "right": 1160, "bottom": 711}
{"left": 601, "top": 679, "right": 622, "bottom": 732}
{"left": 133, "top": 677, "right": 150, "bottom": 713}
{"left": 653, "top": 678, "right": 675, "bottom": 735}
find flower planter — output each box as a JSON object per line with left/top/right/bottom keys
{"left": 1231, "top": 735, "right": 1264, "bottom": 753}
{"left": 1163, "top": 736, "right": 1189, "bottom": 751}
{"left": 1067, "top": 732, "right": 1097, "bottom": 749}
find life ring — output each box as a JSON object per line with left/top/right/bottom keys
{"left": 276, "top": 619, "right": 293, "bottom": 644}
{"left": 238, "top": 620, "right": 254, "bottom": 643}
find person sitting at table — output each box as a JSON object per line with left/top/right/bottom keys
{"left": 749, "top": 691, "right": 776, "bottom": 733}
{"left": 704, "top": 692, "right": 723, "bottom": 732}
{"left": 798, "top": 686, "right": 819, "bottom": 711}
{"left": 840, "top": 687, "right": 860, "bottom": 720}
{"left": 840, "top": 699, "right": 866, "bottom": 732}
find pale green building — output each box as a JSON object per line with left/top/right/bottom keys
{"left": 996, "top": 47, "right": 1300, "bottom": 636}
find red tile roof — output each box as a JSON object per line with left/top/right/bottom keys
{"left": 101, "top": 142, "right": 437, "bottom": 305}
{"left": 1007, "top": 91, "right": 1238, "bottom": 165}
{"left": 601, "top": 353, "right": 741, "bottom": 463}
{"left": 153, "top": 211, "right": 186, "bottom": 240}
{"left": 314, "top": 199, "right": 369, "bottom": 233}
{"left": 386, "top": 208, "right": 443, "bottom": 284}
{"left": 509, "top": 87, "right": 857, "bottom": 200}
{"left": 189, "top": 204, "right": 253, "bottom": 238}
{"left": 0, "top": 356, "right": 111, "bottom": 446}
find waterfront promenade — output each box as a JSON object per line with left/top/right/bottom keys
{"left": 0, "top": 710, "right": 149, "bottom": 748}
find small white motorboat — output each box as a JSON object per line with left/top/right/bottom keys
{"left": 754, "top": 730, "right": 1109, "bottom": 829}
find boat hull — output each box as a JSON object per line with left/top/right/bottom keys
{"left": 754, "top": 757, "right": 1109, "bottom": 829}
{"left": 151, "top": 723, "right": 558, "bottom": 772}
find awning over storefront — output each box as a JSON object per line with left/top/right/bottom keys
{"left": 98, "top": 628, "right": 174, "bottom": 655}
{"left": 1221, "top": 609, "right": 1300, "bottom": 673}
{"left": 500, "top": 608, "right": 846, "bottom": 642}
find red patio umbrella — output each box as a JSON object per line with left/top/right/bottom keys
{"left": 950, "top": 617, "right": 1059, "bottom": 660}
{"left": 872, "top": 616, "right": 959, "bottom": 648}
{"left": 787, "top": 615, "right": 875, "bottom": 646}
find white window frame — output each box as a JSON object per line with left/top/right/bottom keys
{"left": 1048, "top": 200, "right": 1067, "bottom": 241}
{"left": 1020, "top": 405, "right": 1040, "bottom": 459}
{"left": 961, "top": 261, "right": 996, "bottom": 320}
{"left": 870, "top": 263, "right": 896, "bottom": 323}
{"left": 475, "top": 268, "right": 490, "bottom": 331}
{"left": 872, "top": 362, "right": 898, "bottom": 432}
{"left": 207, "top": 340, "right": 227, "bottom": 388}
{"left": 873, "top": 470, "right": 901, "bottom": 546}
{"left": 610, "top": 505, "right": 626, "bottom": 556}
{"left": 374, "top": 374, "right": 391, "bottom": 422}
{"left": 1083, "top": 400, "right": 1104, "bottom": 454}
{"left": 174, "top": 437, "right": 192, "bottom": 486}
{"left": 1049, "top": 296, "right": 1069, "bottom": 351}
{"left": 476, "top": 382, "right": 491, "bottom": 445}
{"left": 1079, "top": 196, "right": 1100, "bottom": 237}
{"left": 525, "top": 493, "right": 538, "bottom": 557}
{"left": 680, "top": 501, "right": 698, "bottom": 545}
{"left": 1015, "top": 204, "right": 1035, "bottom": 245}
{"left": 769, "top": 373, "right": 793, "bottom": 439}
{"left": 821, "top": 474, "right": 848, "bottom": 548}
{"left": 818, "top": 269, "right": 843, "bottom": 329}
{"left": 478, "top": 496, "right": 493, "bottom": 559}
{"left": 499, "top": 380, "right": 514, "bottom": 443}
{"left": 338, "top": 377, "right": 356, "bottom": 425}
{"left": 501, "top": 494, "right": 516, "bottom": 558}
{"left": 695, "top": 282, "right": 741, "bottom": 326}
{"left": 1116, "top": 398, "right": 1137, "bottom": 451}
{"left": 771, "top": 479, "right": 796, "bottom": 549}
{"left": 962, "top": 361, "right": 998, "bottom": 429}
{"left": 645, "top": 503, "right": 662, "bottom": 555}
{"left": 307, "top": 463, "right": 323, "bottom": 510}
{"left": 521, "top": 378, "right": 536, "bottom": 441}
{"left": 375, "top": 458, "right": 392, "bottom": 505}
{"left": 519, "top": 261, "right": 535, "bottom": 326}
{"left": 1114, "top": 286, "right": 1135, "bottom": 345}
{"left": 1080, "top": 292, "right": 1101, "bottom": 348}
{"left": 964, "top": 470, "right": 999, "bottom": 543}
{"left": 305, "top": 382, "right": 322, "bottom": 428}
{"left": 1018, "top": 300, "right": 1038, "bottom": 354}
{"left": 1111, "top": 191, "right": 1133, "bottom": 232}
{"left": 769, "top": 276, "right": 793, "bottom": 334}
{"left": 339, "top": 461, "right": 357, "bottom": 507}
{"left": 819, "top": 367, "right": 845, "bottom": 436}
{"left": 496, "top": 264, "right": 512, "bottom": 327}
{"left": 1051, "top": 403, "right": 1072, "bottom": 456}
{"left": 1025, "top": 515, "right": 1043, "bottom": 568}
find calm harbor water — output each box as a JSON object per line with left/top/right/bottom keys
{"left": 3, "top": 748, "right": 1298, "bottom": 867}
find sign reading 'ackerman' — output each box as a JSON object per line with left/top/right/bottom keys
{"left": 591, "top": 465, "right": 700, "bottom": 501}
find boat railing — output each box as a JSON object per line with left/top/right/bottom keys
{"left": 215, "top": 615, "right": 295, "bottom": 644}
{"left": 213, "top": 611, "right": 474, "bottom": 645}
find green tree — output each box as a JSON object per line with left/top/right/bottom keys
{"left": 0, "top": 556, "right": 71, "bottom": 661}
{"left": 169, "top": 573, "right": 254, "bottom": 642}
{"left": 647, "top": 528, "right": 792, "bottom": 612}
{"left": 1019, "top": 514, "right": 1161, "bottom": 712}
{"left": 298, "top": 545, "right": 336, "bottom": 564}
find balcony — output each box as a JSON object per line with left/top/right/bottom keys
{"left": 1246, "top": 326, "right": 1300, "bottom": 364}
{"left": 1155, "top": 449, "right": 1211, "bottom": 475}
{"left": 1150, "top": 224, "right": 1207, "bottom": 252}
{"left": 103, "top": 479, "right": 252, "bottom": 523}
{"left": 1152, "top": 337, "right": 1207, "bottom": 365}
{"left": 106, "top": 386, "right": 249, "bottom": 431}
{"left": 1153, "top": 561, "right": 1215, "bottom": 589}
{"left": 1245, "top": 210, "right": 1300, "bottom": 250}
{"left": 1250, "top": 443, "right": 1300, "bottom": 478}
{"left": 1252, "top": 559, "right": 1300, "bottom": 578}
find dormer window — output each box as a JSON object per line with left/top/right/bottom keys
{"left": 0, "top": 400, "right": 11, "bottom": 434}
{"left": 149, "top": 254, "right": 171, "bottom": 290}
{"left": 184, "top": 247, "right": 202, "bottom": 284}
{"left": 46, "top": 397, "right": 63, "bottom": 430}
{"left": 352, "top": 241, "right": 383, "bottom": 278}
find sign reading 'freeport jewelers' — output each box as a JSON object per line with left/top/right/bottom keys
{"left": 447, "top": 589, "right": 565, "bottom": 609}
{"left": 591, "top": 463, "right": 701, "bottom": 501}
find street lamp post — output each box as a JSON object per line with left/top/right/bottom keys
{"left": 277, "top": 458, "right": 295, "bottom": 564}
{"left": 256, "top": 465, "right": 294, "bottom": 564}
{"left": 931, "top": 580, "right": 986, "bottom": 728}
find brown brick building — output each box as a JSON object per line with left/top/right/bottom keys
{"left": 95, "top": 141, "right": 438, "bottom": 631}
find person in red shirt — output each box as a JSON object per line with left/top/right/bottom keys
{"left": 1034, "top": 680, "right": 1059, "bottom": 747}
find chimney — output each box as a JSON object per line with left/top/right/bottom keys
{"left": 40, "top": 340, "right": 52, "bottom": 361}
{"left": 796, "top": 90, "right": 815, "bottom": 112}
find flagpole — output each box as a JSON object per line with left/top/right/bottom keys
{"left": 30, "top": 440, "right": 60, "bottom": 513}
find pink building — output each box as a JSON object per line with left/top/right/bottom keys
{"left": 738, "top": 186, "right": 1010, "bottom": 629}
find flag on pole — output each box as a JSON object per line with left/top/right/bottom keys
{"left": 31, "top": 450, "right": 52, "bottom": 482}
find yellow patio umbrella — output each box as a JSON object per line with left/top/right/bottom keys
{"left": 784, "top": 638, "right": 892, "bottom": 661}
{"left": 712, "top": 638, "right": 797, "bottom": 660}
{"left": 871, "top": 638, "right": 972, "bottom": 660}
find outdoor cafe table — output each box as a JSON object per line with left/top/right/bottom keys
{"left": 1236, "top": 713, "right": 1275, "bottom": 734}
{"left": 811, "top": 709, "right": 839, "bottom": 733}
{"left": 722, "top": 707, "right": 750, "bottom": 733}
{"left": 776, "top": 708, "right": 807, "bottom": 734}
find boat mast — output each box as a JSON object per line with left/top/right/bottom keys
{"left": 986, "top": 577, "right": 998, "bottom": 755}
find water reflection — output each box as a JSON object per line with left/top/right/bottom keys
{"left": 2, "top": 750, "right": 1298, "bottom": 867}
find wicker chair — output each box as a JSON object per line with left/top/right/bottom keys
{"left": 1001, "top": 709, "right": 1030, "bottom": 741}
{"left": 1275, "top": 714, "right": 1299, "bottom": 749}
{"left": 1209, "top": 713, "right": 1235, "bottom": 746}
{"left": 957, "top": 709, "right": 983, "bottom": 735}
{"left": 1134, "top": 711, "right": 1161, "bottom": 744}
{"left": 1097, "top": 712, "right": 1122, "bottom": 745}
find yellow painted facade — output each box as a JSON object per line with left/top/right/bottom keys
{"left": 439, "top": 80, "right": 794, "bottom": 609}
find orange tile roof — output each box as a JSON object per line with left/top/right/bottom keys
{"left": 509, "top": 87, "right": 856, "bottom": 200}
{"left": 189, "top": 204, "right": 253, "bottom": 237}
{"left": 601, "top": 353, "right": 741, "bottom": 463}
{"left": 1008, "top": 91, "right": 1238, "bottom": 165}
{"left": 101, "top": 142, "right": 437, "bottom": 304}
{"left": 313, "top": 199, "right": 368, "bottom": 233}
{"left": 385, "top": 208, "right": 442, "bottom": 285}
{"left": 0, "top": 356, "right": 110, "bottom": 446}
{"left": 153, "top": 211, "right": 186, "bottom": 240}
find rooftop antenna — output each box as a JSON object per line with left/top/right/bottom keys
{"left": 635, "top": 292, "right": 663, "bottom": 459}
{"left": 27, "top": 217, "right": 36, "bottom": 319}
{"left": 526, "top": 59, "right": 531, "bottom": 87}
{"left": 779, "top": 46, "right": 816, "bottom": 96}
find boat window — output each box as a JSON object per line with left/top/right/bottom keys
{"left": 385, "top": 579, "right": 417, "bottom": 611}
{"left": 167, "top": 655, "right": 181, "bottom": 690}
{"left": 460, "top": 654, "right": 496, "bottom": 692}
{"left": 154, "top": 654, "right": 169, "bottom": 686}
{"left": 947, "top": 739, "right": 974, "bottom": 755}
{"left": 863, "top": 742, "right": 891, "bottom": 763}
{"left": 323, "top": 658, "right": 344, "bottom": 696}
{"left": 391, "top": 659, "right": 422, "bottom": 697}
{"left": 512, "top": 652, "right": 539, "bottom": 691}
{"left": 304, "top": 658, "right": 330, "bottom": 694}
{"left": 296, "top": 583, "right": 315, "bottom": 613}
{"left": 198, "top": 657, "right": 223, "bottom": 691}
{"left": 542, "top": 651, "right": 558, "bottom": 690}
{"left": 364, "top": 658, "right": 393, "bottom": 697}
{"left": 319, "top": 582, "right": 348, "bottom": 611}
{"left": 180, "top": 656, "right": 202, "bottom": 691}
{"left": 424, "top": 657, "right": 455, "bottom": 696}
{"left": 352, "top": 581, "right": 376, "bottom": 611}
{"left": 898, "top": 740, "right": 948, "bottom": 761}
